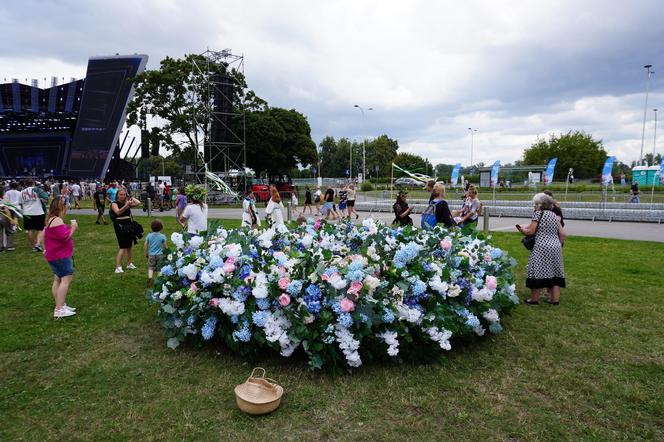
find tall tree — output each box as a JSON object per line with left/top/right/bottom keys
{"left": 393, "top": 152, "right": 430, "bottom": 175}
{"left": 522, "top": 131, "right": 608, "bottom": 180}
{"left": 364, "top": 135, "right": 399, "bottom": 178}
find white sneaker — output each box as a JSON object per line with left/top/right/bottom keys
{"left": 115, "top": 267, "right": 124, "bottom": 273}
{"left": 54, "top": 307, "right": 76, "bottom": 318}
{"left": 63, "top": 304, "right": 76, "bottom": 312}
{"left": 126, "top": 263, "right": 137, "bottom": 270}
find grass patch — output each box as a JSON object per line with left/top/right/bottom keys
{"left": 1, "top": 215, "right": 663, "bottom": 440}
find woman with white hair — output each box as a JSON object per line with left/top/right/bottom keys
{"left": 516, "top": 192, "right": 566, "bottom": 305}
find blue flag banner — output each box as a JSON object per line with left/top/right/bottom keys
{"left": 601, "top": 156, "right": 616, "bottom": 185}
{"left": 490, "top": 160, "right": 501, "bottom": 187}
{"left": 544, "top": 157, "right": 558, "bottom": 185}
{"left": 659, "top": 157, "right": 664, "bottom": 185}
{"left": 450, "top": 163, "right": 461, "bottom": 186}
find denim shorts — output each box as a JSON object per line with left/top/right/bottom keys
{"left": 48, "top": 257, "right": 74, "bottom": 278}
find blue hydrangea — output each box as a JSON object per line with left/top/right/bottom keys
{"left": 338, "top": 313, "right": 353, "bottom": 328}
{"left": 287, "top": 280, "right": 303, "bottom": 295}
{"left": 412, "top": 279, "right": 427, "bottom": 297}
{"left": 323, "top": 335, "right": 335, "bottom": 344}
{"left": 347, "top": 269, "right": 365, "bottom": 282}
{"left": 252, "top": 310, "right": 269, "bottom": 327}
{"left": 201, "top": 316, "right": 217, "bottom": 340}
{"left": 465, "top": 313, "right": 480, "bottom": 329}
{"left": 325, "top": 324, "right": 335, "bottom": 334}
{"left": 230, "top": 315, "right": 239, "bottom": 324}
{"left": 422, "top": 263, "right": 433, "bottom": 272}
{"left": 394, "top": 242, "right": 421, "bottom": 269}
{"left": 240, "top": 264, "right": 252, "bottom": 280}
{"left": 383, "top": 308, "right": 395, "bottom": 323}
{"left": 256, "top": 298, "right": 271, "bottom": 310}
{"left": 324, "top": 267, "right": 339, "bottom": 277}
{"left": 489, "top": 322, "right": 503, "bottom": 334}
{"left": 174, "top": 319, "right": 183, "bottom": 328}
{"left": 232, "top": 286, "right": 250, "bottom": 303}
{"left": 232, "top": 320, "right": 252, "bottom": 342}
{"left": 359, "top": 313, "right": 369, "bottom": 323}
{"left": 490, "top": 248, "right": 503, "bottom": 259}
{"left": 209, "top": 256, "right": 223, "bottom": 268}
{"left": 348, "top": 260, "right": 364, "bottom": 272}
{"left": 187, "top": 315, "right": 196, "bottom": 326}
{"left": 330, "top": 302, "right": 342, "bottom": 315}
{"left": 160, "top": 265, "right": 174, "bottom": 277}
{"left": 176, "top": 258, "right": 184, "bottom": 267}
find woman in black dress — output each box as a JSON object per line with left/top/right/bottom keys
{"left": 392, "top": 191, "right": 413, "bottom": 226}
{"left": 302, "top": 186, "right": 313, "bottom": 215}
{"left": 111, "top": 188, "right": 141, "bottom": 274}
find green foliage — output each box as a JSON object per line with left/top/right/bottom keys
{"left": 393, "top": 152, "right": 432, "bottom": 176}
{"left": 245, "top": 107, "right": 317, "bottom": 175}
{"left": 360, "top": 182, "right": 374, "bottom": 191}
{"left": 138, "top": 155, "right": 183, "bottom": 178}
{"left": 319, "top": 134, "right": 399, "bottom": 178}
{"left": 522, "top": 131, "right": 607, "bottom": 179}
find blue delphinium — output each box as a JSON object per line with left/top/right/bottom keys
{"left": 304, "top": 284, "right": 323, "bottom": 314}
{"left": 256, "top": 298, "right": 271, "bottom": 310}
{"left": 252, "top": 310, "right": 269, "bottom": 327}
{"left": 287, "top": 280, "right": 303, "bottom": 296}
{"left": 201, "top": 315, "right": 218, "bottom": 340}
{"left": 160, "top": 264, "right": 175, "bottom": 277}
{"left": 232, "top": 320, "right": 252, "bottom": 342}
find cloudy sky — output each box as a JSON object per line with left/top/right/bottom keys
{"left": 3, "top": 0, "right": 664, "bottom": 166}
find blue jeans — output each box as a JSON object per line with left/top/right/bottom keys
{"left": 48, "top": 257, "right": 74, "bottom": 278}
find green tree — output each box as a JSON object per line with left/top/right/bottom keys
{"left": 522, "top": 131, "right": 608, "bottom": 180}
{"left": 244, "top": 107, "right": 317, "bottom": 175}
{"left": 393, "top": 152, "right": 430, "bottom": 176}
{"left": 365, "top": 135, "right": 399, "bottom": 178}
{"left": 138, "top": 155, "right": 183, "bottom": 178}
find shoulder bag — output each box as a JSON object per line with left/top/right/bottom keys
{"left": 522, "top": 211, "right": 543, "bottom": 251}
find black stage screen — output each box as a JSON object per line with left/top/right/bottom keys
{"left": 67, "top": 55, "right": 148, "bottom": 178}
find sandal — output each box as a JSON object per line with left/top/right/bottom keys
{"left": 524, "top": 299, "right": 540, "bottom": 305}
{"left": 546, "top": 301, "right": 560, "bottom": 305}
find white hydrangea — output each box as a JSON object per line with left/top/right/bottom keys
{"left": 223, "top": 243, "right": 242, "bottom": 259}
{"left": 361, "top": 218, "right": 378, "bottom": 235}
{"left": 335, "top": 324, "right": 362, "bottom": 367}
{"left": 447, "top": 284, "right": 462, "bottom": 298}
{"left": 189, "top": 235, "right": 204, "bottom": 250}
{"left": 159, "top": 286, "right": 170, "bottom": 300}
{"left": 300, "top": 233, "right": 313, "bottom": 249}
{"left": 472, "top": 287, "right": 493, "bottom": 302}
{"left": 363, "top": 275, "right": 381, "bottom": 294}
{"left": 328, "top": 274, "right": 348, "bottom": 290}
{"left": 377, "top": 330, "right": 400, "bottom": 357}
{"left": 218, "top": 298, "right": 245, "bottom": 316}
{"left": 482, "top": 309, "right": 500, "bottom": 323}
{"left": 425, "top": 326, "right": 452, "bottom": 350}
{"left": 171, "top": 232, "right": 185, "bottom": 250}
{"left": 396, "top": 303, "right": 423, "bottom": 324}
{"left": 252, "top": 272, "right": 269, "bottom": 299}
{"left": 429, "top": 275, "right": 449, "bottom": 295}
{"left": 182, "top": 263, "right": 199, "bottom": 281}
{"left": 257, "top": 228, "right": 275, "bottom": 248}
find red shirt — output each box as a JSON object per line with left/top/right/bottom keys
{"left": 44, "top": 224, "right": 73, "bottom": 261}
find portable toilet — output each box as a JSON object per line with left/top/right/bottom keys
{"left": 631, "top": 166, "right": 659, "bottom": 185}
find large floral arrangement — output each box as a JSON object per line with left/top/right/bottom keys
{"left": 150, "top": 219, "right": 518, "bottom": 370}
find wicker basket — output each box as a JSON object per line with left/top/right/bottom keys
{"left": 234, "top": 367, "right": 284, "bottom": 415}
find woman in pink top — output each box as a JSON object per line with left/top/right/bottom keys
{"left": 42, "top": 198, "right": 78, "bottom": 318}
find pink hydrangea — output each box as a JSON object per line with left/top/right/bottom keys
{"left": 340, "top": 298, "right": 355, "bottom": 312}
{"left": 209, "top": 298, "right": 220, "bottom": 308}
{"left": 278, "top": 277, "right": 290, "bottom": 290}
{"left": 321, "top": 274, "right": 330, "bottom": 282}
{"left": 486, "top": 275, "right": 498, "bottom": 291}
{"left": 190, "top": 282, "right": 198, "bottom": 293}
{"left": 314, "top": 219, "right": 322, "bottom": 230}
{"left": 440, "top": 238, "right": 452, "bottom": 251}
{"left": 278, "top": 293, "right": 291, "bottom": 307}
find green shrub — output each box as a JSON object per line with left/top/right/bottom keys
{"left": 360, "top": 182, "right": 374, "bottom": 191}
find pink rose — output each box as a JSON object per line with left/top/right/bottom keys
{"left": 209, "top": 298, "right": 220, "bottom": 308}
{"left": 440, "top": 239, "right": 452, "bottom": 251}
{"left": 347, "top": 281, "right": 363, "bottom": 295}
{"left": 190, "top": 282, "right": 198, "bottom": 293}
{"left": 278, "top": 293, "right": 291, "bottom": 307}
{"left": 226, "top": 256, "right": 236, "bottom": 264}
{"left": 340, "top": 298, "right": 355, "bottom": 312}
{"left": 278, "top": 277, "right": 290, "bottom": 290}
{"left": 223, "top": 262, "right": 236, "bottom": 273}
{"left": 484, "top": 254, "right": 492, "bottom": 263}
{"left": 486, "top": 275, "right": 497, "bottom": 290}
{"left": 321, "top": 274, "right": 330, "bottom": 282}
{"left": 314, "top": 219, "right": 322, "bottom": 230}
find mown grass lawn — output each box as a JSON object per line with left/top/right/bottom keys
{"left": 1, "top": 215, "right": 663, "bottom": 441}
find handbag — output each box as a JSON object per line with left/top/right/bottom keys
{"left": 521, "top": 211, "right": 543, "bottom": 251}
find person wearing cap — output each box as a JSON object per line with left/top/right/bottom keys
{"left": 392, "top": 190, "right": 413, "bottom": 226}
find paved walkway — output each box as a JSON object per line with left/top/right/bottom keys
{"left": 72, "top": 207, "right": 663, "bottom": 242}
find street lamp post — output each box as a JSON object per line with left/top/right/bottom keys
{"left": 354, "top": 104, "right": 373, "bottom": 181}
{"left": 639, "top": 64, "right": 654, "bottom": 165}
{"left": 653, "top": 108, "right": 658, "bottom": 161}
{"left": 468, "top": 127, "right": 478, "bottom": 168}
